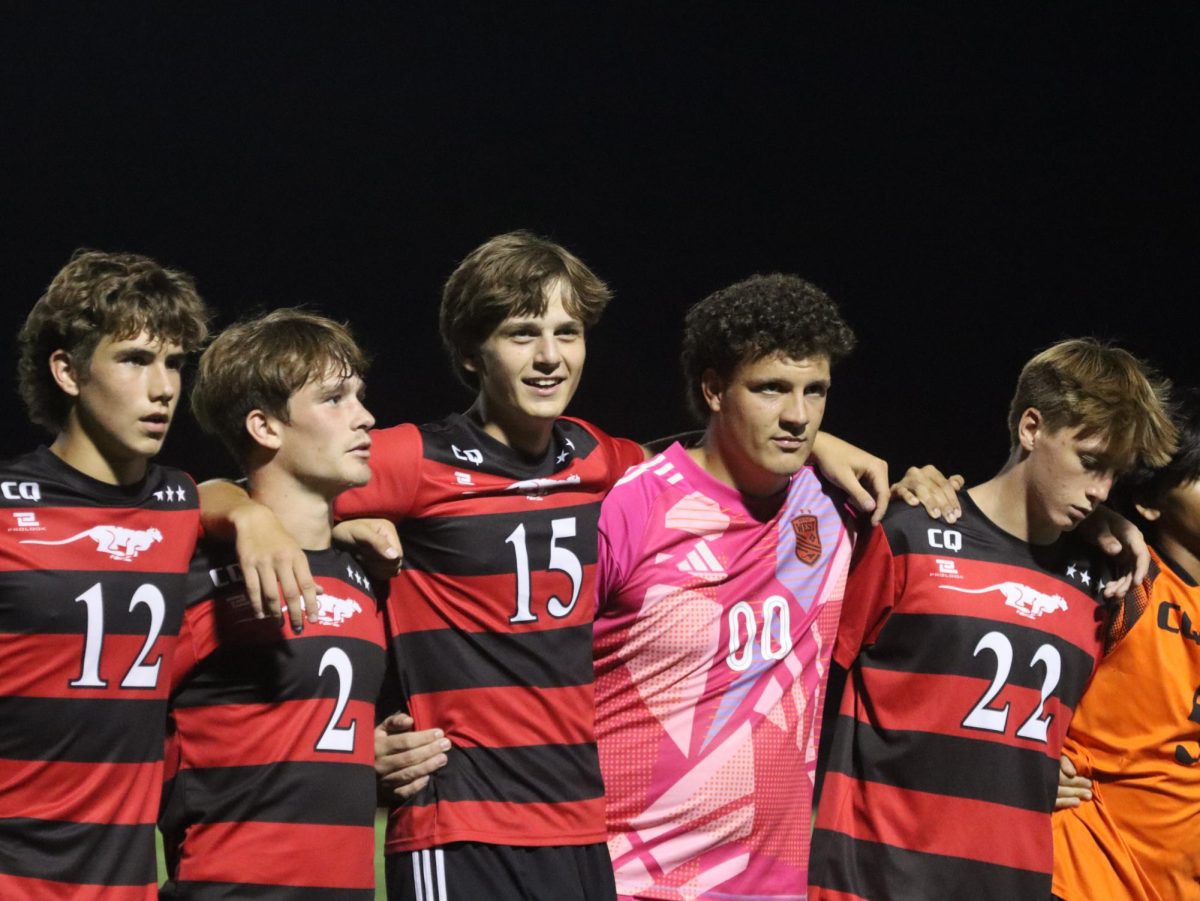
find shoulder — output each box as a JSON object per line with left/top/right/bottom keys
{"left": 559, "top": 416, "right": 642, "bottom": 469}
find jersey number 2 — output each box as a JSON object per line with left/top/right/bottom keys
{"left": 963, "top": 630, "right": 1061, "bottom": 743}
{"left": 316, "top": 647, "right": 357, "bottom": 753}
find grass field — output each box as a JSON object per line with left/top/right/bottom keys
{"left": 156, "top": 810, "right": 389, "bottom": 898}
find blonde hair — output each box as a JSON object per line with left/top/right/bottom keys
{"left": 1008, "top": 338, "right": 1176, "bottom": 469}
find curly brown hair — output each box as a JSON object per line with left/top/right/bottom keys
{"left": 681, "top": 273, "right": 857, "bottom": 420}
{"left": 18, "top": 249, "right": 210, "bottom": 433}
{"left": 440, "top": 231, "right": 611, "bottom": 390}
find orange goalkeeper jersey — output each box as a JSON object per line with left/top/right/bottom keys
{"left": 1052, "top": 548, "right": 1200, "bottom": 901}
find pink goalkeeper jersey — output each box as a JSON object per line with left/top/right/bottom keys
{"left": 594, "top": 442, "right": 855, "bottom": 900}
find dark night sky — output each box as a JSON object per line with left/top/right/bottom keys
{"left": 2, "top": 4, "right": 1197, "bottom": 485}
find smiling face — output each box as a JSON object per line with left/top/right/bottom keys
{"left": 701, "top": 353, "right": 831, "bottom": 497}
{"left": 51, "top": 330, "right": 185, "bottom": 484}
{"left": 268, "top": 369, "right": 376, "bottom": 495}
{"left": 466, "top": 278, "right": 586, "bottom": 450}
{"left": 1021, "top": 413, "right": 1124, "bottom": 534}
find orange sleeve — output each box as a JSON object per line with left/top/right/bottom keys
{"left": 834, "top": 521, "right": 903, "bottom": 669}
{"left": 334, "top": 424, "right": 421, "bottom": 521}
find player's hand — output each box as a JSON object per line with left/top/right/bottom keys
{"left": 1077, "top": 504, "right": 1149, "bottom": 599}
{"left": 891, "top": 465, "right": 965, "bottom": 523}
{"left": 375, "top": 712, "right": 451, "bottom": 801}
{"left": 229, "top": 501, "right": 321, "bottom": 632}
{"left": 811, "top": 432, "right": 890, "bottom": 525}
{"left": 1055, "top": 754, "right": 1093, "bottom": 809}
{"left": 332, "top": 518, "right": 403, "bottom": 581}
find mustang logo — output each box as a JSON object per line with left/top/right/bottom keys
{"left": 940, "top": 581, "right": 1068, "bottom": 619}
{"left": 22, "top": 526, "right": 163, "bottom": 561}
{"left": 316, "top": 594, "right": 363, "bottom": 627}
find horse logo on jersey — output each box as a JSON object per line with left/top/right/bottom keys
{"left": 315, "top": 594, "right": 362, "bottom": 627}
{"left": 939, "top": 581, "right": 1068, "bottom": 619}
{"left": 21, "top": 525, "right": 163, "bottom": 561}
{"left": 792, "top": 514, "right": 821, "bottom": 564}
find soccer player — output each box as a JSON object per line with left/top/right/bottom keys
{"left": 0, "top": 250, "right": 209, "bottom": 899}
{"left": 809, "top": 339, "right": 1177, "bottom": 900}
{"left": 593, "top": 274, "right": 859, "bottom": 898}
{"left": 159, "top": 310, "right": 388, "bottom": 898}
{"left": 1051, "top": 387, "right": 1200, "bottom": 901}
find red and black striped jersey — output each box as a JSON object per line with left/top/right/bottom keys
{"left": 0, "top": 446, "right": 199, "bottom": 901}
{"left": 810, "top": 493, "right": 1112, "bottom": 901}
{"left": 335, "top": 413, "right": 644, "bottom": 852}
{"left": 160, "top": 542, "right": 387, "bottom": 899}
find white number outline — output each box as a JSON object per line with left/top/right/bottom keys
{"left": 962, "top": 630, "right": 1061, "bottom": 743}
{"left": 506, "top": 517, "right": 582, "bottom": 624}
{"left": 726, "top": 595, "right": 793, "bottom": 672}
{"left": 69, "top": 582, "right": 167, "bottom": 691}
{"left": 315, "top": 646, "right": 357, "bottom": 753}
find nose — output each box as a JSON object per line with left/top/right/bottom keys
{"left": 1086, "top": 471, "right": 1115, "bottom": 504}
{"left": 780, "top": 390, "right": 810, "bottom": 432}
{"left": 148, "top": 361, "right": 176, "bottom": 404}
{"left": 354, "top": 397, "right": 376, "bottom": 432}
{"left": 533, "top": 334, "right": 562, "bottom": 371}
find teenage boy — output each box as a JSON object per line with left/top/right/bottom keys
{"left": 0, "top": 250, "right": 209, "bottom": 899}
{"left": 809, "top": 339, "right": 1177, "bottom": 900}
{"left": 158, "top": 310, "right": 387, "bottom": 898}
{"left": 1051, "top": 388, "right": 1200, "bottom": 901}
{"left": 593, "top": 274, "right": 859, "bottom": 899}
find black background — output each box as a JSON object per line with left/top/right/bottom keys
{"left": 3, "top": 4, "right": 1197, "bottom": 484}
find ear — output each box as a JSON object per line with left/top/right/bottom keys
{"left": 1133, "top": 502, "right": 1161, "bottom": 522}
{"left": 49, "top": 349, "right": 82, "bottom": 397}
{"left": 700, "top": 369, "right": 725, "bottom": 414}
{"left": 1016, "top": 407, "right": 1042, "bottom": 453}
{"left": 245, "top": 409, "right": 284, "bottom": 452}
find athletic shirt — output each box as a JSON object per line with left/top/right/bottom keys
{"left": 594, "top": 443, "right": 854, "bottom": 900}
{"left": 809, "top": 493, "right": 1111, "bottom": 901}
{"left": 334, "top": 413, "right": 644, "bottom": 852}
{"left": 1052, "top": 547, "right": 1200, "bottom": 901}
{"left": 160, "top": 542, "right": 386, "bottom": 899}
{"left": 0, "top": 446, "right": 198, "bottom": 900}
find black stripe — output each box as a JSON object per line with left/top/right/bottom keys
{"left": 399, "top": 502, "right": 600, "bottom": 578}
{"left": 161, "top": 880, "right": 373, "bottom": 900}
{"left": 810, "top": 828, "right": 1050, "bottom": 900}
{"left": 0, "top": 817, "right": 156, "bottom": 886}
{"left": 395, "top": 622, "right": 594, "bottom": 692}
{"left": 0, "top": 570, "right": 187, "bottom": 635}
{"left": 420, "top": 415, "right": 601, "bottom": 480}
{"left": 822, "top": 712, "right": 1058, "bottom": 811}
{"left": 403, "top": 742, "right": 603, "bottom": 807}
{"left": 0, "top": 696, "right": 165, "bottom": 763}
{"left": 173, "top": 635, "right": 386, "bottom": 708}
{"left": 864, "top": 612, "right": 1096, "bottom": 708}
{"left": 160, "top": 761, "right": 376, "bottom": 831}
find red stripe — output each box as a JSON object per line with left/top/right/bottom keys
{"left": 0, "top": 507, "right": 197, "bottom": 573}
{"left": 388, "top": 569, "right": 598, "bottom": 634}
{"left": 0, "top": 633, "right": 174, "bottom": 699}
{"left": 175, "top": 820, "right": 375, "bottom": 888}
{"left": 408, "top": 684, "right": 594, "bottom": 748}
{"left": 856, "top": 667, "right": 1070, "bottom": 757}
{"left": 0, "top": 757, "right": 159, "bottom": 825}
{"left": 0, "top": 872, "right": 154, "bottom": 900}
{"left": 819, "top": 771, "right": 1051, "bottom": 874}
{"left": 172, "top": 698, "right": 376, "bottom": 768}
{"left": 385, "top": 797, "right": 607, "bottom": 852}
{"left": 808, "top": 889, "right": 873, "bottom": 901}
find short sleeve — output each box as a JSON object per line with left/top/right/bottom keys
{"left": 334, "top": 424, "right": 422, "bottom": 521}
{"left": 833, "top": 522, "right": 903, "bottom": 669}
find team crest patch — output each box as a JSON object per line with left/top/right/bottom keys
{"left": 792, "top": 515, "right": 821, "bottom": 564}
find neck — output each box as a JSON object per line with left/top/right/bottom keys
{"left": 50, "top": 430, "right": 148, "bottom": 487}
{"left": 245, "top": 465, "right": 335, "bottom": 551}
{"left": 689, "top": 424, "right": 790, "bottom": 500}
{"left": 1156, "top": 532, "right": 1200, "bottom": 585}
{"left": 970, "top": 455, "right": 1060, "bottom": 545}
{"left": 468, "top": 396, "right": 554, "bottom": 457}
